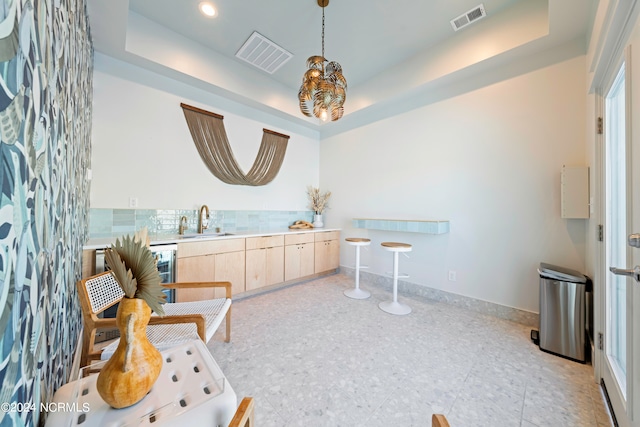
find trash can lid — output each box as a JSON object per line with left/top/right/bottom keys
{"left": 539, "top": 262, "right": 587, "bottom": 283}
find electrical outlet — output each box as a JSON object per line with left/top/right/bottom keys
{"left": 129, "top": 197, "right": 138, "bottom": 208}
{"left": 448, "top": 270, "right": 457, "bottom": 281}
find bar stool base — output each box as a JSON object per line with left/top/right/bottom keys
{"left": 344, "top": 288, "right": 371, "bottom": 299}
{"left": 379, "top": 301, "right": 412, "bottom": 315}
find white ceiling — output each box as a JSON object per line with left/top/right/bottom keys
{"left": 86, "top": 0, "right": 595, "bottom": 137}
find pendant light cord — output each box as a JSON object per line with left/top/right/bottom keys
{"left": 298, "top": 0, "right": 346, "bottom": 121}
{"left": 321, "top": 5, "right": 325, "bottom": 74}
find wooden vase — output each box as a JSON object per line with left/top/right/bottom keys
{"left": 96, "top": 298, "right": 162, "bottom": 409}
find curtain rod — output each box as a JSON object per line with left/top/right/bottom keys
{"left": 180, "top": 103, "right": 224, "bottom": 119}
{"left": 181, "top": 103, "right": 290, "bottom": 139}
{"left": 263, "top": 129, "right": 290, "bottom": 139}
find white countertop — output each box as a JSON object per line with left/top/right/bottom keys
{"left": 83, "top": 228, "right": 341, "bottom": 250}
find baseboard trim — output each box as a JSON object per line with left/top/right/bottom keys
{"left": 600, "top": 378, "right": 619, "bottom": 427}
{"left": 235, "top": 270, "right": 338, "bottom": 301}
{"left": 341, "top": 266, "right": 539, "bottom": 327}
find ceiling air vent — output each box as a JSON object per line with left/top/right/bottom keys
{"left": 450, "top": 4, "right": 487, "bottom": 31}
{"left": 235, "top": 31, "right": 293, "bottom": 74}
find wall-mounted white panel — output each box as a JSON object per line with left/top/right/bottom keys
{"left": 561, "top": 166, "right": 590, "bottom": 219}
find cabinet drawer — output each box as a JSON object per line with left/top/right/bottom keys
{"left": 284, "top": 232, "right": 315, "bottom": 245}
{"left": 246, "top": 235, "right": 284, "bottom": 250}
{"left": 314, "top": 231, "right": 340, "bottom": 242}
{"left": 177, "top": 238, "right": 245, "bottom": 258}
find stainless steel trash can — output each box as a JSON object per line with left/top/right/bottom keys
{"left": 538, "top": 263, "right": 591, "bottom": 363}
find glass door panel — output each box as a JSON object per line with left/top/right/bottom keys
{"left": 605, "top": 62, "right": 627, "bottom": 395}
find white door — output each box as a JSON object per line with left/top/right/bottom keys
{"left": 600, "top": 45, "right": 640, "bottom": 427}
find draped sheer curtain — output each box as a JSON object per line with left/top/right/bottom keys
{"left": 181, "top": 103, "right": 289, "bottom": 186}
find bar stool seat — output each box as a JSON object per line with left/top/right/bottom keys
{"left": 344, "top": 237, "right": 371, "bottom": 299}
{"left": 379, "top": 242, "right": 412, "bottom": 315}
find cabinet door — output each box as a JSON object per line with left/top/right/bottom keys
{"left": 299, "top": 243, "right": 315, "bottom": 277}
{"left": 245, "top": 248, "right": 266, "bottom": 291}
{"left": 265, "top": 246, "right": 284, "bottom": 286}
{"left": 214, "top": 251, "right": 246, "bottom": 297}
{"left": 315, "top": 241, "right": 326, "bottom": 272}
{"left": 315, "top": 239, "right": 340, "bottom": 273}
{"left": 176, "top": 255, "right": 215, "bottom": 302}
{"left": 327, "top": 240, "right": 340, "bottom": 270}
{"left": 284, "top": 244, "right": 301, "bottom": 281}
{"left": 285, "top": 243, "right": 315, "bottom": 281}
{"left": 247, "top": 246, "right": 284, "bottom": 289}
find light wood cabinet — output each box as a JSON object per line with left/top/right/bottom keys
{"left": 215, "top": 250, "right": 246, "bottom": 297}
{"left": 314, "top": 231, "right": 340, "bottom": 273}
{"left": 176, "top": 254, "right": 216, "bottom": 302}
{"left": 284, "top": 233, "right": 315, "bottom": 282}
{"left": 264, "top": 247, "right": 285, "bottom": 285}
{"left": 134, "top": 231, "right": 340, "bottom": 302}
{"left": 177, "top": 238, "right": 245, "bottom": 258}
{"left": 88, "top": 230, "right": 340, "bottom": 302}
{"left": 246, "top": 235, "right": 284, "bottom": 291}
{"left": 176, "top": 238, "right": 245, "bottom": 301}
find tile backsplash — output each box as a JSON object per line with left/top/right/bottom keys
{"left": 89, "top": 208, "right": 314, "bottom": 238}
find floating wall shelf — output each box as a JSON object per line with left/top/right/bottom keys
{"left": 352, "top": 218, "right": 450, "bottom": 234}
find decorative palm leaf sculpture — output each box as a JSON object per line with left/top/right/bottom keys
{"left": 104, "top": 228, "right": 166, "bottom": 316}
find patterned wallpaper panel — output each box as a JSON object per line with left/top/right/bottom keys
{"left": 0, "top": 1, "right": 92, "bottom": 426}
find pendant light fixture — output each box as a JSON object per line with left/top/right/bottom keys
{"left": 298, "top": 0, "right": 347, "bottom": 122}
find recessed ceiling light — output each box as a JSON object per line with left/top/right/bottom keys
{"left": 199, "top": 2, "right": 217, "bottom": 17}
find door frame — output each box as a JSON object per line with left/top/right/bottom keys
{"left": 597, "top": 48, "right": 632, "bottom": 425}
{"left": 592, "top": 2, "right": 640, "bottom": 425}
{"left": 591, "top": 0, "right": 639, "bottom": 384}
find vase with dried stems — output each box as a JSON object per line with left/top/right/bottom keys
{"left": 95, "top": 228, "right": 167, "bottom": 409}
{"left": 307, "top": 186, "right": 331, "bottom": 228}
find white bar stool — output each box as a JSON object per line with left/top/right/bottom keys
{"left": 379, "top": 242, "right": 412, "bottom": 315}
{"left": 344, "top": 238, "right": 371, "bottom": 299}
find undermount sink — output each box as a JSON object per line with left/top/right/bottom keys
{"left": 179, "top": 232, "right": 234, "bottom": 239}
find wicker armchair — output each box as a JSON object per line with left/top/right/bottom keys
{"left": 228, "top": 397, "right": 255, "bottom": 427}
{"left": 77, "top": 271, "right": 232, "bottom": 367}
{"left": 432, "top": 414, "right": 450, "bottom": 427}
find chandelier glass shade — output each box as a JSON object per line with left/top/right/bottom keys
{"left": 298, "top": 0, "right": 347, "bottom": 122}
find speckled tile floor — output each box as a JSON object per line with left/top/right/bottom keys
{"left": 208, "top": 273, "right": 613, "bottom": 427}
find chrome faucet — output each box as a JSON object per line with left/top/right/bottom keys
{"left": 198, "top": 205, "right": 210, "bottom": 234}
{"left": 178, "top": 216, "right": 188, "bottom": 235}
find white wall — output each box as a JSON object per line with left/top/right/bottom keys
{"left": 90, "top": 54, "right": 320, "bottom": 210}
{"left": 92, "top": 51, "right": 588, "bottom": 313}
{"left": 320, "top": 56, "right": 587, "bottom": 313}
